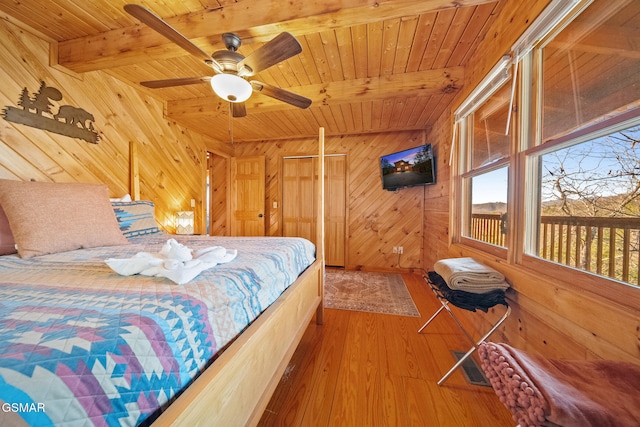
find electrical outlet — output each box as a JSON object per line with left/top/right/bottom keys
{"left": 398, "top": 246, "right": 403, "bottom": 254}
{"left": 392, "top": 246, "right": 398, "bottom": 254}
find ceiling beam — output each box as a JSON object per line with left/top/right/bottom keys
{"left": 166, "top": 66, "right": 463, "bottom": 118}
{"left": 57, "top": 0, "right": 496, "bottom": 73}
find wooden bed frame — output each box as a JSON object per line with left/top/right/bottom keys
{"left": 152, "top": 129, "right": 326, "bottom": 426}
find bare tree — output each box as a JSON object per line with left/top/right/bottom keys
{"left": 540, "top": 125, "right": 640, "bottom": 278}
{"left": 541, "top": 125, "right": 640, "bottom": 218}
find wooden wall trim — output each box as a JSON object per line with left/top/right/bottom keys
{"left": 129, "top": 141, "right": 140, "bottom": 200}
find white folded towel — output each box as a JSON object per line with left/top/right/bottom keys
{"left": 434, "top": 257, "right": 509, "bottom": 294}
{"left": 105, "top": 238, "right": 237, "bottom": 285}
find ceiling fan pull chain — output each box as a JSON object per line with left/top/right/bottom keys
{"left": 229, "top": 102, "right": 234, "bottom": 145}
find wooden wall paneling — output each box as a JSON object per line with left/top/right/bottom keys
{"left": 0, "top": 118, "right": 72, "bottom": 182}
{"left": 264, "top": 145, "right": 282, "bottom": 237}
{"left": 209, "top": 153, "right": 228, "bottom": 236}
{"left": 0, "top": 20, "right": 129, "bottom": 192}
{"left": 347, "top": 132, "right": 420, "bottom": 271}
{"left": 0, "top": 18, "right": 210, "bottom": 234}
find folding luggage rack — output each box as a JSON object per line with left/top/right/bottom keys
{"left": 418, "top": 272, "right": 511, "bottom": 385}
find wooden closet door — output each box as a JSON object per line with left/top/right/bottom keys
{"left": 324, "top": 155, "right": 346, "bottom": 267}
{"left": 282, "top": 157, "right": 317, "bottom": 243}
{"left": 282, "top": 156, "right": 346, "bottom": 267}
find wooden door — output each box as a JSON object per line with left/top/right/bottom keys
{"left": 283, "top": 157, "right": 317, "bottom": 242}
{"left": 324, "top": 155, "right": 346, "bottom": 267}
{"left": 282, "top": 155, "right": 346, "bottom": 266}
{"left": 230, "top": 156, "right": 265, "bottom": 236}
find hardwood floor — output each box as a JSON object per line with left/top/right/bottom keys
{"left": 258, "top": 272, "right": 515, "bottom": 427}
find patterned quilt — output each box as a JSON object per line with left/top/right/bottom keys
{"left": 0, "top": 234, "right": 315, "bottom": 427}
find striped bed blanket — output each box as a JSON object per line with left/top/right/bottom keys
{"left": 0, "top": 234, "right": 315, "bottom": 427}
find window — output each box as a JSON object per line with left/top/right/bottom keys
{"left": 454, "top": 0, "right": 640, "bottom": 288}
{"left": 528, "top": 120, "right": 640, "bottom": 286}
{"left": 539, "top": 1, "right": 640, "bottom": 143}
{"left": 524, "top": 0, "right": 640, "bottom": 287}
{"left": 455, "top": 59, "right": 511, "bottom": 249}
{"left": 467, "top": 166, "right": 509, "bottom": 247}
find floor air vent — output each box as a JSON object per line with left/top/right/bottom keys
{"left": 451, "top": 351, "right": 491, "bottom": 387}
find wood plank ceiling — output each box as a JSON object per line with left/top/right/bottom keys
{"left": 0, "top": 0, "right": 505, "bottom": 143}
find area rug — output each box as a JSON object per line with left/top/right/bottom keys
{"left": 324, "top": 269, "right": 420, "bottom": 317}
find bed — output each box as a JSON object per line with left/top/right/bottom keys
{"left": 0, "top": 171, "right": 325, "bottom": 426}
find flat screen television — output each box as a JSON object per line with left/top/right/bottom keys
{"left": 380, "top": 144, "right": 435, "bottom": 191}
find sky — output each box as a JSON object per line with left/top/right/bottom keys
{"left": 471, "top": 167, "right": 508, "bottom": 205}
{"left": 470, "top": 124, "right": 640, "bottom": 206}
{"left": 381, "top": 145, "right": 428, "bottom": 165}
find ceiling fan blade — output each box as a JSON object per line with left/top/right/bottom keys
{"left": 124, "top": 4, "right": 212, "bottom": 62}
{"left": 251, "top": 81, "right": 311, "bottom": 109}
{"left": 232, "top": 103, "right": 247, "bottom": 118}
{"left": 238, "top": 33, "right": 302, "bottom": 75}
{"left": 140, "top": 76, "right": 211, "bottom": 88}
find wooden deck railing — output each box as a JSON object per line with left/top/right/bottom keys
{"left": 470, "top": 213, "right": 640, "bottom": 286}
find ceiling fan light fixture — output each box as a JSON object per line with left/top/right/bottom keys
{"left": 210, "top": 74, "right": 252, "bottom": 103}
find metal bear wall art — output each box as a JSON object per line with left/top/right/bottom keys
{"left": 2, "top": 81, "right": 99, "bottom": 144}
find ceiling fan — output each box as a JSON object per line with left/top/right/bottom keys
{"left": 123, "top": 4, "right": 312, "bottom": 117}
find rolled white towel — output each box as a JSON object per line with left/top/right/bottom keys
{"left": 106, "top": 252, "right": 163, "bottom": 276}
{"left": 195, "top": 246, "right": 237, "bottom": 264}
{"left": 106, "top": 239, "right": 237, "bottom": 284}
{"left": 159, "top": 238, "right": 193, "bottom": 261}
{"left": 434, "top": 257, "right": 509, "bottom": 292}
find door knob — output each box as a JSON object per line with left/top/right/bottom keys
{"left": 258, "top": 213, "right": 264, "bottom": 218}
